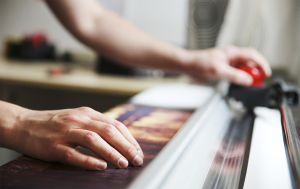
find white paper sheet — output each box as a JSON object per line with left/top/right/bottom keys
{"left": 130, "top": 83, "right": 214, "bottom": 110}
{"left": 244, "top": 107, "right": 292, "bottom": 189}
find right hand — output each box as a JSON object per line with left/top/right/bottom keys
{"left": 11, "top": 107, "right": 144, "bottom": 170}
{"left": 184, "top": 46, "right": 272, "bottom": 86}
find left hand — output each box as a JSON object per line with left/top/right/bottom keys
{"left": 184, "top": 45, "right": 272, "bottom": 86}
{"left": 4, "top": 106, "right": 144, "bottom": 170}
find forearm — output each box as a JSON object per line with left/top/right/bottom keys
{"left": 0, "top": 100, "right": 27, "bottom": 149}
{"left": 45, "top": 0, "right": 271, "bottom": 86}
{"left": 81, "top": 9, "right": 191, "bottom": 72}
{"left": 45, "top": 0, "right": 192, "bottom": 73}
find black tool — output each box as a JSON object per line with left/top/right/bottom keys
{"left": 228, "top": 79, "right": 299, "bottom": 109}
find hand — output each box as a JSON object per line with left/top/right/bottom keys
{"left": 185, "top": 46, "right": 272, "bottom": 86}
{"left": 11, "top": 107, "right": 144, "bottom": 170}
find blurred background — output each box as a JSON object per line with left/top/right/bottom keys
{"left": 0, "top": 0, "right": 299, "bottom": 165}
{"left": 0, "top": 0, "right": 189, "bottom": 165}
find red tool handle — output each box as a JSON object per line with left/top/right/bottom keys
{"left": 236, "top": 65, "right": 266, "bottom": 87}
{"left": 23, "top": 32, "right": 48, "bottom": 49}
{"left": 31, "top": 32, "right": 47, "bottom": 48}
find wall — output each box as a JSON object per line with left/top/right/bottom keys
{"left": 217, "top": 0, "right": 300, "bottom": 84}
{"left": 0, "top": 0, "right": 188, "bottom": 54}
{"left": 123, "top": 0, "right": 188, "bottom": 46}
{"left": 0, "top": 0, "right": 93, "bottom": 54}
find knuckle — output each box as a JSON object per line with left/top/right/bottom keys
{"left": 108, "top": 148, "right": 117, "bottom": 160}
{"left": 63, "top": 148, "right": 75, "bottom": 163}
{"left": 49, "top": 115, "right": 69, "bottom": 132}
{"left": 103, "top": 124, "right": 117, "bottom": 138}
{"left": 62, "top": 114, "right": 81, "bottom": 123}
{"left": 84, "top": 131, "right": 98, "bottom": 144}
{"left": 113, "top": 121, "right": 124, "bottom": 129}
{"left": 126, "top": 144, "right": 136, "bottom": 156}
{"left": 52, "top": 113, "right": 82, "bottom": 126}
{"left": 50, "top": 115, "right": 63, "bottom": 125}
{"left": 84, "top": 156, "right": 93, "bottom": 168}
{"left": 78, "top": 107, "right": 93, "bottom": 114}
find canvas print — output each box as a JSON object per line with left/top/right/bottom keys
{"left": 0, "top": 104, "right": 192, "bottom": 188}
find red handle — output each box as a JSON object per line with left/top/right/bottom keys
{"left": 31, "top": 32, "right": 47, "bottom": 48}
{"left": 236, "top": 65, "right": 266, "bottom": 87}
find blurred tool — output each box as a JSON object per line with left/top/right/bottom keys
{"left": 4, "top": 32, "right": 79, "bottom": 62}
{"left": 228, "top": 65, "right": 299, "bottom": 109}
{"left": 48, "top": 66, "right": 73, "bottom": 77}
{"left": 96, "top": 56, "right": 133, "bottom": 76}
{"left": 5, "top": 31, "right": 56, "bottom": 61}
{"left": 96, "top": 55, "right": 176, "bottom": 78}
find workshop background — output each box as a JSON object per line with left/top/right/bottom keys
{"left": 0, "top": 0, "right": 299, "bottom": 165}
{"left": 0, "top": 0, "right": 188, "bottom": 166}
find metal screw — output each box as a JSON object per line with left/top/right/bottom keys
{"left": 269, "top": 99, "right": 277, "bottom": 107}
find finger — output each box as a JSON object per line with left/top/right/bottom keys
{"left": 85, "top": 108, "right": 144, "bottom": 158}
{"left": 87, "top": 121, "right": 143, "bottom": 166}
{"left": 66, "top": 129, "right": 129, "bottom": 168}
{"left": 102, "top": 117, "right": 144, "bottom": 158}
{"left": 224, "top": 46, "right": 272, "bottom": 77}
{"left": 66, "top": 129, "right": 138, "bottom": 168}
{"left": 218, "top": 64, "right": 253, "bottom": 86}
{"left": 54, "top": 144, "right": 107, "bottom": 170}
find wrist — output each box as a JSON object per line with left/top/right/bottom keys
{"left": 0, "top": 101, "right": 28, "bottom": 150}
{"left": 172, "top": 48, "right": 196, "bottom": 74}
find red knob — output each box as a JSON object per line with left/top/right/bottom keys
{"left": 31, "top": 32, "right": 47, "bottom": 48}
{"left": 236, "top": 65, "right": 266, "bottom": 87}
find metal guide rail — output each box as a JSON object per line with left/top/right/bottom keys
{"left": 129, "top": 80, "right": 300, "bottom": 189}
{"left": 281, "top": 99, "right": 300, "bottom": 189}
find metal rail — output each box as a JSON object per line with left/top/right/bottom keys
{"left": 281, "top": 100, "right": 300, "bottom": 189}
{"left": 129, "top": 81, "right": 255, "bottom": 189}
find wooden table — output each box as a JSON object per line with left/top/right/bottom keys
{"left": 0, "top": 58, "right": 185, "bottom": 96}
{"left": 0, "top": 104, "right": 193, "bottom": 188}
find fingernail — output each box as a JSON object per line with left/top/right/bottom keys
{"left": 118, "top": 157, "right": 128, "bottom": 168}
{"left": 138, "top": 149, "right": 144, "bottom": 158}
{"left": 133, "top": 155, "right": 143, "bottom": 166}
{"left": 97, "top": 160, "right": 106, "bottom": 170}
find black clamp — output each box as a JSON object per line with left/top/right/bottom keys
{"left": 227, "top": 79, "right": 299, "bottom": 109}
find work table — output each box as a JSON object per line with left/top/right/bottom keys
{"left": 0, "top": 58, "right": 185, "bottom": 96}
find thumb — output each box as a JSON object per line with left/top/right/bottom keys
{"left": 218, "top": 64, "right": 253, "bottom": 86}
